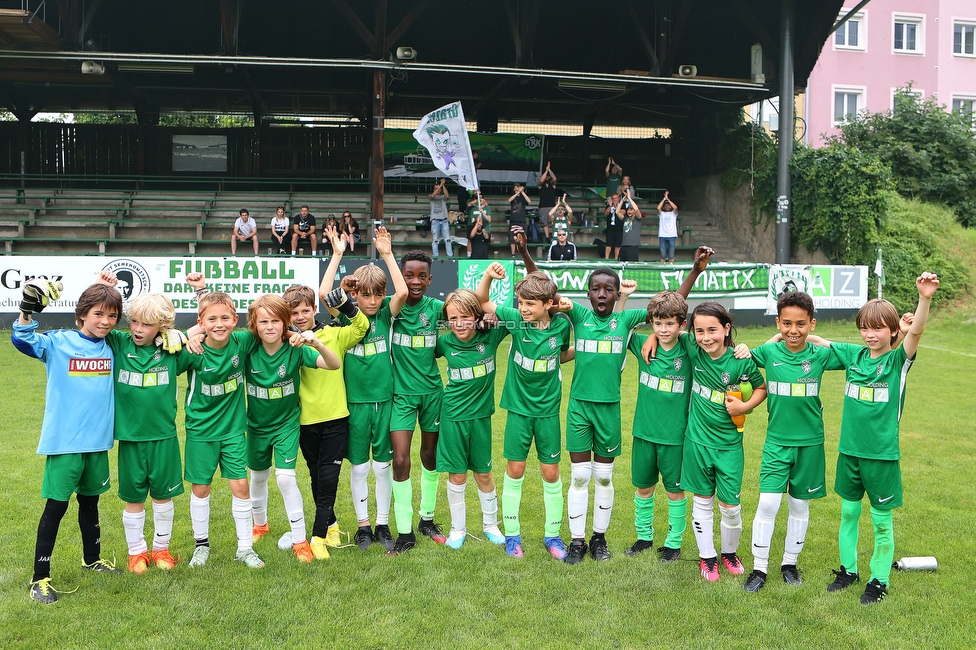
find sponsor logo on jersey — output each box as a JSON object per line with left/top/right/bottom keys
{"left": 68, "top": 357, "right": 112, "bottom": 376}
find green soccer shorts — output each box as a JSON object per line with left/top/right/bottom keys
{"left": 632, "top": 438, "right": 683, "bottom": 492}
{"left": 347, "top": 400, "right": 394, "bottom": 465}
{"left": 503, "top": 411, "right": 562, "bottom": 464}
{"left": 184, "top": 435, "right": 248, "bottom": 484}
{"left": 41, "top": 451, "right": 110, "bottom": 501}
{"left": 834, "top": 453, "right": 903, "bottom": 510}
{"left": 435, "top": 417, "right": 494, "bottom": 474}
{"left": 117, "top": 438, "right": 185, "bottom": 503}
{"left": 390, "top": 392, "right": 443, "bottom": 433}
{"left": 758, "top": 441, "right": 827, "bottom": 499}
{"left": 680, "top": 440, "right": 744, "bottom": 505}
{"left": 565, "top": 398, "right": 622, "bottom": 457}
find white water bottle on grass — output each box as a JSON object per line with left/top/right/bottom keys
{"left": 892, "top": 556, "right": 938, "bottom": 571}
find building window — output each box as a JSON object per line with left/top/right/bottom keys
{"left": 835, "top": 12, "right": 865, "bottom": 50}
{"left": 892, "top": 88, "right": 923, "bottom": 112}
{"left": 833, "top": 88, "right": 863, "bottom": 125}
{"left": 954, "top": 22, "right": 976, "bottom": 56}
{"left": 952, "top": 97, "right": 976, "bottom": 126}
{"left": 893, "top": 15, "right": 923, "bottom": 53}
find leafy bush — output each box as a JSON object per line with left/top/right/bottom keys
{"left": 876, "top": 196, "right": 971, "bottom": 311}
{"left": 838, "top": 90, "right": 976, "bottom": 227}
{"left": 789, "top": 142, "right": 893, "bottom": 265}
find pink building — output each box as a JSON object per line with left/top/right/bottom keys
{"left": 805, "top": 0, "right": 976, "bottom": 145}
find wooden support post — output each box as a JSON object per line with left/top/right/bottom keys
{"left": 371, "top": 69, "right": 386, "bottom": 223}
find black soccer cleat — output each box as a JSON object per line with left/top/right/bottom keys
{"left": 658, "top": 546, "right": 681, "bottom": 563}
{"left": 385, "top": 533, "right": 417, "bottom": 557}
{"left": 827, "top": 566, "right": 860, "bottom": 592}
{"left": 565, "top": 539, "right": 588, "bottom": 565}
{"left": 859, "top": 578, "right": 888, "bottom": 604}
{"left": 374, "top": 524, "right": 395, "bottom": 552}
{"left": 625, "top": 539, "right": 653, "bottom": 557}
{"left": 354, "top": 525, "right": 374, "bottom": 551}
{"left": 781, "top": 564, "right": 803, "bottom": 585}
{"left": 418, "top": 518, "right": 447, "bottom": 544}
{"left": 744, "top": 570, "right": 767, "bottom": 592}
{"left": 589, "top": 534, "right": 611, "bottom": 561}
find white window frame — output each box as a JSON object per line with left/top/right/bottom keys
{"left": 951, "top": 95, "right": 976, "bottom": 127}
{"left": 834, "top": 10, "right": 867, "bottom": 51}
{"left": 832, "top": 85, "right": 866, "bottom": 126}
{"left": 953, "top": 20, "right": 976, "bottom": 57}
{"left": 891, "top": 87, "right": 924, "bottom": 111}
{"left": 892, "top": 13, "right": 925, "bottom": 55}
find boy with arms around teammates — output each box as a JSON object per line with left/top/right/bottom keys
{"left": 477, "top": 263, "right": 573, "bottom": 559}
{"left": 742, "top": 291, "right": 845, "bottom": 592}
{"left": 14, "top": 279, "right": 124, "bottom": 603}
{"left": 320, "top": 225, "right": 407, "bottom": 551}
{"left": 620, "top": 247, "right": 714, "bottom": 563}
{"left": 183, "top": 281, "right": 265, "bottom": 569}
{"left": 387, "top": 249, "right": 448, "bottom": 555}
{"left": 811, "top": 273, "right": 939, "bottom": 604}
{"left": 281, "top": 260, "right": 369, "bottom": 560}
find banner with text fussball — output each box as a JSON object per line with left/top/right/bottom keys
{"left": 0, "top": 256, "right": 321, "bottom": 314}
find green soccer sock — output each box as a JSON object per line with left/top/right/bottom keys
{"left": 634, "top": 493, "right": 654, "bottom": 542}
{"left": 419, "top": 467, "right": 439, "bottom": 520}
{"left": 838, "top": 498, "right": 862, "bottom": 574}
{"left": 543, "top": 478, "right": 563, "bottom": 538}
{"left": 664, "top": 497, "right": 687, "bottom": 549}
{"left": 869, "top": 507, "right": 894, "bottom": 586}
{"left": 392, "top": 478, "right": 414, "bottom": 535}
{"left": 502, "top": 474, "right": 524, "bottom": 537}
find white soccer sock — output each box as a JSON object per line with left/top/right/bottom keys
{"left": 232, "top": 496, "right": 252, "bottom": 552}
{"left": 447, "top": 481, "right": 467, "bottom": 533}
{"left": 479, "top": 488, "right": 499, "bottom": 528}
{"left": 592, "top": 461, "right": 615, "bottom": 534}
{"left": 568, "top": 462, "right": 592, "bottom": 539}
{"left": 751, "top": 492, "right": 782, "bottom": 573}
{"left": 249, "top": 468, "right": 271, "bottom": 527}
{"left": 350, "top": 462, "right": 371, "bottom": 523}
{"left": 783, "top": 495, "right": 810, "bottom": 566}
{"left": 720, "top": 503, "right": 743, "bottom": 554}
{"left": 190, "top": 493, "right": 210, "bottom": 542}
{"left": 151, "top": 499, "right": 175, "bottom": 551}
{"left": 277, "top": 469, "right": 306, "bottom": 544}
{"left": 373, "top": 460, "right": 393, "bottom": 526}
{"left": 122, "top": 509, "right": 147, "bottom": 555}
{"left": 692, "top": 495, "right": 716, "bottom": 558}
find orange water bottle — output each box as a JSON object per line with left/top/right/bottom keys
{"left": 726, "top": 383, "right": 746, "bottom": 432}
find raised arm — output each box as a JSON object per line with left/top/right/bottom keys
{"left": 676, "top": 246, "right": 714, "bottom": 299}
{"left": 476, "top": 262, "right": 507, "bottom": 313}
{"left": 615, "top": 279, "right": 637, "bottom": 312}
{"left": 512, "top": 226, "right": 537, "bottom": 274}
{"left": 902, "top": 272, "right": 939, "bottom": 358}
{"left": 318, "top": 225, "right": 346, "bottom": 314}
{"left": 375, "top": 225, "right": 408, "bottom": 316}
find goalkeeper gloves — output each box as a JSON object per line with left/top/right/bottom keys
{"left": 155, "top": 329, "right": 188, "bottom": 353}
{"left": 20, "top": 279, "right": 64, "bottom": 315}
{"left": 324, "top": 287, "right": 359, "bottom": 319}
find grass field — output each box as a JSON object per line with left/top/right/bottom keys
{"left": 1, "top": 308, "right": 974, "bottom": 649}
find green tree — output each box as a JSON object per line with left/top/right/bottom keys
{"left": 838, "top": 89, "right": 976, "bottom": 227}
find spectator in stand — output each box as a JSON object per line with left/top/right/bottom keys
{"left": 537, "top": 162, "right": 558, "bottom": 241}
{"left": 618, "top": 190, "right": 643, "bottom": 262}
{"left": 429, "top": 178, "right": 453, "bottom": 257}
{"left": 604, "top": 193, "right": 624, "bottom": 259}
{"left": 547, "top": 227, "right": 577, "bottom": 261}
{"left": 657, "top": 191, "right": 679, "bottom": 263}
{"left": 291, "top": 205, "right": 317, "bottom": 256}
{"left": 466, "top": 193, "right": 492, "bottom": 257}
{"left": 320, "top": 215, "right": 338, "bottom": 256}
{"left": 618, "top": 176, "right": 636, "bottom": 206}
{"left": 468, "top": 211, "right": 492, "bottom": 259}
{"left": 339, "top": 211, "right": 360, "bottom": 254}
{"left": 270, "top": 206, "right": 290, "bottom": 255}
{"left": 548, "top": 193, "right": 573, "bottom": 240}
{"left": 232, "top": 208, "right": 259, "bottom": 255}
{"left": 507, "top": 183, "right": 531, "bottom": 256}
{"left": 606, "top": 157, "right": 623, "bottom": 199}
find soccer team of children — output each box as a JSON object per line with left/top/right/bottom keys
{"left": 12, "top": 224, "right": 939, "bottom": 608}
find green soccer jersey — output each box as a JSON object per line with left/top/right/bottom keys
{"left": 344, "top": 305, "right": 394, "bottom": 404}
{"left": 106, "top": 331, "right": 201, "bottom": 442}
{"left": 185, "top": 330, "right": 258, "bottom": 442}
{"left": 567, "top": 302, "right": 647, "bottom": 402}
{"left": 391, "top": 295, "right": 444, "bottom": 395}
{"left": 682, "top": 335, "right": 765, "bottom": 450}
{"left": 752, "top": 341, "right": 845, "bottom": 447}
{"left": 435, "top": 326, "right": 510, "bottom": 421}
{"left": 628, "top": 332, "right": 692, "bottom": 445}
{"left": 831, "top": 343, "right": 913, "bottom": 461}
{"left": 497, "top": 306, "right": 571, "bottom": 418}
{"left": 246, "top": 343, "right": 321, "bottom": 437}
